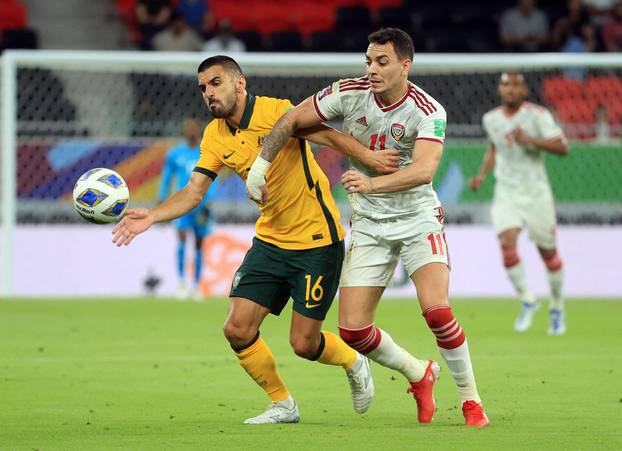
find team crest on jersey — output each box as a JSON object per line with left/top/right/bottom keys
{"left": 257, "top": 135, "right": 266, "bottom": 147}
{"left": 317, "top": 85, "right": 333, "bottom": 100}
{"left": 391, "top": 123, "right": 406, "bottom": 141}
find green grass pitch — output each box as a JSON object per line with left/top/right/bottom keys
{"left": 1, "top": 298, "right": 621, "bottom": 450}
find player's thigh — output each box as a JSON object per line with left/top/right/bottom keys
{"left": 491, "top": 190, "right": 522, "bottom": 237}
{"left": 410, "top": 262, "right": 450, "bottom": 312}
{"left": 288, "top": 240, "right": 345, "bottom": 321}
{"left": 230, "top": 238, "right": 291, "bottom": 317}
{"left": 525, "top": 195, "right": 557, "bottom": 250}
{"left": 338, "top": 286, "right": 385, "bottom": 328}
{"left": 498, "top": 227, "right": 521, "bottom": 249}
{"left": 397, "top": 213, "right": 450, "bottom": 278}
{"left": 340, "top": 217, "right": 398, "bottom": 288}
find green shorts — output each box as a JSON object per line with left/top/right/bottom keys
{"left": 230, "top": 238, "right": 345, "bottom": 320}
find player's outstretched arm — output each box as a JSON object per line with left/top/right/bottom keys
{"left": 112, "top": 172, "right": 212, "bottom": 247}
{"left": 246, "top": 96, "right": 323, "bottom": 202}
{"left": 342, "top": 139, "right": 443, "bottom": 194}
{"left": 297, "top": 124, "right": 400, "bottom": 175}
{"left": 469, "top": 145, "right": 496, "bottom": 191}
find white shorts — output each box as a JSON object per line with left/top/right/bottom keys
{"left": 491, "top": 186, "right": 557, "bottom": 249}
{"left": 340, "top": 208, "right": 450, "bottom": 287}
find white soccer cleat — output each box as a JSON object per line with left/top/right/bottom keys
{"left": 514, "top": 300, "right": 539, "bottom": 332}
{"left": 191, "top": 285, "right": 203, "bottom": 302}
{"left": 345, "top": 354, "right": 374, "bottom": 414}
{"left": 548, "top": 308, "right": 566, "bottom": 336}
{"left": 243, "top": 396, "right": 300, "bottom": 425}
{"left": 176, "top": 281, "right": 188, "bottom": 300}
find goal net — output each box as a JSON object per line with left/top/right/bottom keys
{"left": 2, "top": 51, "right": 621, "bottom": 297}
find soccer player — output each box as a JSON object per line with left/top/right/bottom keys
{"left": 246, "top": 28, "right": 489, "bottom": 427}
{"left": 158, "top": 118, "right": 216, "bottom": 300}
{"left": 112, "top": 55, "right": 402, "bottom": 424}
{"left": 470, "top": 72, "right": 569, "bottom": 335}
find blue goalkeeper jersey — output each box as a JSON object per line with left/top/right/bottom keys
{"left": 158, "top": 140, "right": 217, "bottom": 204}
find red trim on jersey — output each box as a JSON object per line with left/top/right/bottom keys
{"left": 408, "top": 92, "right": 432, "bottom": 115}
{"left": 312, "top": 93, "right": 328, "bottom": 121}
{"left": 340, "top": 86, "right": 371, "bottom": 92}
{"left": 339, "top": 76, "right": 369, "bottom": 86}
{"left": 416, "top": 137, "right": 443, "bottom": 144}
{"left": 411, "top": 87, "right": 437, "bottom": 115}
{"left": 374, "top": 88, "right": 410, "bottom": 112}
{"left": 340, "top": 79, "right": 369, "bottom": 88}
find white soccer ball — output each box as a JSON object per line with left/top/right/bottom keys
{"left": 72, "top": 168, "right": 130, "bottom": 224}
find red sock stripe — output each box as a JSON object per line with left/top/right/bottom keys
{"left": 423, "top": 306, "right": 466, "bottom": 349}
{"left": 338, "top": 325, "right": 382, "bottom": 354}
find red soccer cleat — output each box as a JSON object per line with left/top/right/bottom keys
{"left": 462, "top": 400, "right": 490, "bottom": 427}
{"left": 406, "top": 360, "right": 440, "bottom": 423}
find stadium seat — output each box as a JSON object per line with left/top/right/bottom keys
{"left": 338, "top": 27, "right": 370, "bottom": 52}
{"left": 585, "top": 76, "right": 622, "bottom": 111}
{"left": 267, "top": 30, "right": 303, "bottom": 52}
{"left": 247, "top": 2, "right": 291, "bottom": 36}
{"left": 309, "top": 30, "right": 341, "bottom": 52}
{"left": 361, "top": 0, "right": 403, "bottom": 16}
{"left": 554, "top": 99, "right": 597, "bottom": 140}
{"left": 210, "top": 0, "right": 253, "bottom": 32}
{"left": 236, "top": 30, "right": 263, "bottom": 52}
{"left": 542, "top": 76, "right": 585, "bottom": 106}
{"left": 377, "top": 7, "right": 411, "bottom": 32}
{"left": 1, "top": 27, "right": 38, "bottom": 50}
{"left": 0, "top": 1, "right": 27, "bottom": 32}
{"left": 335, "top": 5, "right": 372, "bottom": 30}
{"left": 289, "top": 1, "right": 335, "bottom": 38}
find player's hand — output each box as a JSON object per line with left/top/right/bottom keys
{"left": 342, "top": 169, "right": 374, "bottom": 194}
{"left": 246, "top": 185, "right": 268, "bottom": 207}
{"left": 112, "top": 208, "right": 154, "bottom": 247}
{"left": 512, "top": 127, "right": 533, "bottom": 145}
{"left": 366, "top": 149, "right": 400, "bottom": 174}
{"left": 469, "top": 174, "right": 484, "bottom": 191}
{"left": 246, "top": 156, "right": 271, "bottom": 204}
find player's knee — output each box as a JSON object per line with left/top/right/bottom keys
{"left": 501, "top": 245, "right": 520, "bottom": 268}
{"left": 223, "top": 320, "right": 256, "bottom": 348}
{"left": 540, "top": 249, "right": 563, "bottom": 271}
{"left": 289, "top": 334, "right": 318, "bottom": 360}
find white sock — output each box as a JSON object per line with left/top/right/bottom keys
{"left": 548, "top": 268, "right": 564, "bottom": 310}
{"left": 366, "top": 328, "right": 427, "bottom": 382}
{"left": 277, "top": 395, "right": 295, "bottom": 408}
{"left": 506, "top": 263, "right": 535, "bottom": 304}
{"left": 438, "top": 340, "right": 481, "bottom": 403}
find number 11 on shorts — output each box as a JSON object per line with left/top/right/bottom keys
{"left": 427, "top": 233, "right": 446, "bottom": 255}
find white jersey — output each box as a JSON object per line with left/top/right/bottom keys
{"left": 482, "top": 102, "right": 565, "bottom": 191}
{"left": 313, "top": 76, "right": 447, "bottom": 220}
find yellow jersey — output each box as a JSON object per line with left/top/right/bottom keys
{"left": 194, "top": 94, "right": 345, "bottom": 250}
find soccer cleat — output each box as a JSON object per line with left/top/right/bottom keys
{"left": 462, "top": 400, "right": 490, "bottom": 427}
{"left": 176, "top": 281, "right": 188, "bottom": 300}
{"left": 548, "top": 308, "right": 566, "bottom": 336}
{"left": 514, "top": 300, "right": 539, "bottom": 332}
{"left": 243, "top": 396, "right": 300, "bottom": 425}
{"left": 406, "top": 360, "right": 440, "bottom": 423}
{"left": 345, "top": 354, "right": 374, "bottom": 414}
{"left": 191, "top": 285, "right": 203, "bottom": 302}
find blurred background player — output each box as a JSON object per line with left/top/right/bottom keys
{"left": 470, "top": 72, "right": 569, "bottom": 335}
{"left": 158, "top": 118, "right": 216, "bottom": 300}
{"left": 247, "top": 28, "right": 489, "bottom": 427}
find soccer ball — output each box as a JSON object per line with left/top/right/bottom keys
{"left": 72, "top": 168, "right": 130, "bottom": 224}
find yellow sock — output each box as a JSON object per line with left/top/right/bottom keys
{"left": 235, "top": 336, "right": 290, "bottom": 403}
{"left": 317, "top": 331, "right": 358, "bottom": 369}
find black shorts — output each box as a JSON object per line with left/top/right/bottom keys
{"left": 229, "top": 238, "right": 345, "bottom": 320}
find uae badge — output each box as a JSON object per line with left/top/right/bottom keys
{"left": 391, "top": 123, "right": 405, "bottom": 141}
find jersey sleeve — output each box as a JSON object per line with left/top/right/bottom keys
{"left": 415, "top": 106, "right": 447, "bottom": 144}
{"left": 312, "top": 80, "right": 342, "bottom": 121}
{"left": 537, "top": 109, "right": 565, "bottom": 140}
{"left": 194, "top": 127, "right": 223, "bottom": 180}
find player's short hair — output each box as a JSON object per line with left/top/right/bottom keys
{"left": 368, "top": 28, "right": 414, "bottom": 61}
{"left": 197, "top": 55, "right": 244, "bottom": 76}
{"left": 500, "top": 71, "right": 526, "bottom": 84}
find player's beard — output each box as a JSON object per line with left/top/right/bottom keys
{"left": 209, "top": 95, "right": 237, "bottom": 119}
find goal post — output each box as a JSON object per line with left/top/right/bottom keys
{"left": 2, "top": 50, "right": 622, "bottom": 298}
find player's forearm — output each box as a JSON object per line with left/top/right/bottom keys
{"left": 370, "top": 163, "right": 435, "bottom": 193}
{"left": 531, "top": 137, "right": 569, "bottom": 156}
{"left": 150, "top": 185, "right": 202, "bottom": 223}
{"left": 259, "top": 113, "right": 296, "bottom": 162}
{"left": 477, "top": 148, "right": 496, "bottom": 178}
{"left": 313, "top": 127, "right": 370, "bottom": 162}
